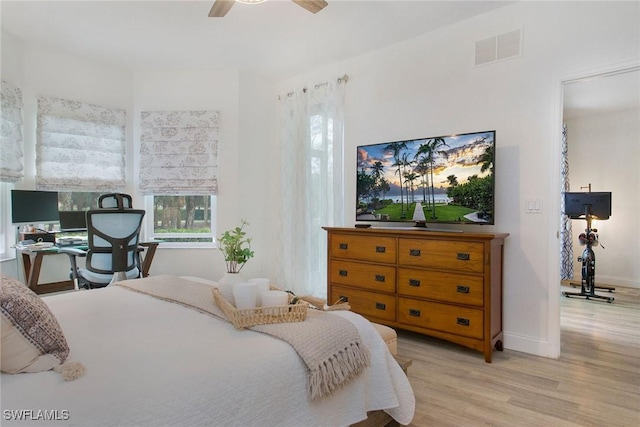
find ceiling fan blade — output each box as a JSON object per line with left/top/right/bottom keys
{"left": 209, "top": 0, "right": 235, "bottom": 18}
{"left": 292, "top": 0, "right": 328, "bottom": 14}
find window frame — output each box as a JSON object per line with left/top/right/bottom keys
{"left": 143, "top": 195, "right": 217, "bottom": 249}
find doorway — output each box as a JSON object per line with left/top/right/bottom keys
{"left": 558, "top": 65, "right": 640, "bottom": 349}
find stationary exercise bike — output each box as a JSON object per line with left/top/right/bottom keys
{"left": 562, "top": 191, "right": 614, "bottom": 303}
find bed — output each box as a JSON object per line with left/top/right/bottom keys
{"left": 1, "top": 274, "right": 414, "bottom": 427}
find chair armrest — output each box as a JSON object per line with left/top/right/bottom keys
{"left": 57, "top": 247, "right": 87, "bottom": 257}
{"left": 58, "top": 247, "right": 87, "bottom": 287}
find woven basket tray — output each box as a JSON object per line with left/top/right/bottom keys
{"left": 212, "top": 287, "right": 308, "bottom": 330}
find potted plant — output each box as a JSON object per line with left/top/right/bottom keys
{"left": 218, "top": 219, "right": 254, "bottom": 274}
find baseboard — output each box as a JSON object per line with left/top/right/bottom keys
{"left": 503, "top": 331, "right": 559, "bottom": 359}
{"left": 592, "top": 275, "right": 639, "bottom": 289}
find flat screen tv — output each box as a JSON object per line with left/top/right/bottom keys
{"left": 11, "top": 190, "right": 60, "bottom": 226}
{"left": 356, "top": 130, "right": 495, "bottom": 225}
{"left": 564, "top": 192, "right": 611, "bottom": 220}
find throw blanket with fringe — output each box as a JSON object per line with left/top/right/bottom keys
{"left": 115, "top": 275, "right": 370, "bottom": 400}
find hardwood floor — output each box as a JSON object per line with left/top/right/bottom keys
{"left": 397, "top": 285, "right": 640, "bottom": 426}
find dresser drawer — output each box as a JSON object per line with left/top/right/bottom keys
{"left": 398, "top": 268, "right": 484, "bottom": 306}
{"left": 330, "top": 233, "right": 396, "bottom": 263}
{"left": 398, "top": 298, "right": 484, "bottom": 339}
{"left": 330, "top": 285, "right": 396, "bottom": 322}
{"left": 329, "top": 260, "right": 396, "bottom": 293}
{"left": 398, "top": 238, "right": 484, "bottom": 273}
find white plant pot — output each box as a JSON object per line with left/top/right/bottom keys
{"left": 218, "top": 272, "right": 245, "bottom": 305}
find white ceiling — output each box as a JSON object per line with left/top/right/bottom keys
{"left": 3, "top": 1, "right": 636, "bottom": 112}
{"left": 1, "top": 0, "right": 513, "bottom": 77}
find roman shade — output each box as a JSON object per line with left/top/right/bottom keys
{"left": 0, "top": 80, "right": 24, "bottom": 183}
{"left": 139, "top": 110, "right": 218, "bottom": 195}
{"left": 36, "top": 96, "right": 127, "bottom": 191}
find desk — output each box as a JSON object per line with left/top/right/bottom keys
{"left": 138, "top": 242, "right": 160, "bottom": 278}
{"left": 19, "top": 248, "right": 75, "bottom": 294}
{"left": 18, "top": 241, "right": 160, "bottom": 295}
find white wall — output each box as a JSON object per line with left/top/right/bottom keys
{"left": 132, "top": 67, "right": 239, "bottom": 281}
{"left": 130, "top": 69, "right": 277, "bottom": 281}
{"left": 276, "top": 1, "right": 639, "bottom": 358}
{"left": 566, "top": 107, "right": 640, "bottom": 287}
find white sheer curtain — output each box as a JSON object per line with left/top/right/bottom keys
{"left": 1, "top": 80, "right": 24, "bottom": 183}
{"left": 139, "top": 110, "right": 219, "bottom": 195}
{"left": 36, "top": 96, "right": 126, "bottom": 191}
{"left": 276, "top": 78, "right": 347, "bottom": 297}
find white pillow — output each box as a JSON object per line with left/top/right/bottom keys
{"left": 1, "top": 274, "right": 69, "bottom": 373}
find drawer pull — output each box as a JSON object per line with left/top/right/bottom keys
{"left": 456, "top": 317, "right": 470, "bottom": 326}
{"left": 457, "top": 252, "right": 470, "bottom": 261}
{"left": 374, "top": 274, "right": 386, "bottom": 282}
{"left": 339, "top": 295, "right": 349, "bottom": 303}
{"left": 338, "top": 270, "right": 348, "bottom": 277}
{"left": 409, "top": 249, "right": 421, "bottom": 257}
{"left": 409, "top": 279, "right": 421, "bottom": 287}
{"left": 375, "top": 246, "right": 386, "bottom": 253}
{"left": 375, "top": 302, "right": 386, "bottom": 310}
{"left": 409, "top": 309, "right": 421, "bottom": 317}
{"left": 339, "top": 243, "right": 348, "bottom": 250}
{"left": 456, "top": 285, "right": 470, "bottom": 294}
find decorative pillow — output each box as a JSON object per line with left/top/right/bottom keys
{"left": 0, "top": 274, "right": 84, "bottom": 380}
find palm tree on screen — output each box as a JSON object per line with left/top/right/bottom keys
{"left": 416, "top": 137, "right": 449, "bottom": 219}
{"left": 385, "top": 141, "right": 407, "bottom": 217}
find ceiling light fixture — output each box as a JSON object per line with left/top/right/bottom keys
{"left": 236, "top": 0, "right": 267, "bottom": 4}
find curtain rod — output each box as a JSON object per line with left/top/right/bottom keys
{"left": 279, "top": 74, "right": 349, "bottom": 99}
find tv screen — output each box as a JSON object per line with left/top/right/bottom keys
{"left": 564, "top": 192, "right": 611, "bottom": 219}
{"left": 11, "top": 190, "right": 60, "bottom": 225}
{"left": 356, "top": 130, "right": 495, "bottom": 225}
{"left": 58, "top": 210, "right": 88, "bottom": 231}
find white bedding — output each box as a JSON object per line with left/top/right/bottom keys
{"left": 1, "top": 278, "right": 414, "bottom": 427}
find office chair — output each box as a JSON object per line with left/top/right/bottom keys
{"left": 60, "top": 208, "right": 146, "bottom": 289}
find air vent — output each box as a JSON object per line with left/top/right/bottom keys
{"left": 475, "top": 29, "right": 522, "bottom": 66}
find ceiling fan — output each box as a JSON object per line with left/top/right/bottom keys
{"left": 209, "top": 0, "right": 328, "bottom": 18}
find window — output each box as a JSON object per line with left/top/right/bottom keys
{"left": 139, "top": 110, "right": 219, "bottom": 247}
{"left": 0, "top": 182, "right": 14, "bottom": 261}
{"left": 57, "top": 191, "right": 103, "bottom": 211}
{"left": 36, "top": 96, "right": 126, "bottom": 192}
{"left": 145, "top": 195, "right": 216, "bottom": 246}
{"left": 276, "top": 80, "right": 345, "bottom": 296}
{"left": 1, "top": 80, "right": 24, "bottom": 183}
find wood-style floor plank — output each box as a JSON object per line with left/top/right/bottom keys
{"left": 398, "top": 285, "right": 640, "bottom": 427}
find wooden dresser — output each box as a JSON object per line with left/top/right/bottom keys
{"left": 324, "top": 227, "right": 508, "bottom": 362}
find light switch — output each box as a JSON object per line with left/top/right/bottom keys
{"left": 534, "top": 200, "right": 542, "bottom": 212}
{"left": 526, "top": 199, "right": 543, "bottom": 214}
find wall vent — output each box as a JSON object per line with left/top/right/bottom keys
{"left": 475, "top": 29, "right": 522, "bottom": 66}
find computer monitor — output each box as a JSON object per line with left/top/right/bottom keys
{"left": 564, "top": 192, "right": 612, "bottom": 220}
{"left": 11, "top": 190, "right": 60, "bottom": 225}
{"left": 58, "top": 210, "right": 88, "bottom": 232}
